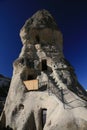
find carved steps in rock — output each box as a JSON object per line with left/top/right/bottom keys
{"left": 47, "top": 73, "right": 66, "bottom": 102}
{"left": 48, "top": 73, "right": 80, "bottom": 108}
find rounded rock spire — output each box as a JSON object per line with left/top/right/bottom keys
{"left": 20, "top": 9, "right": 63, "bottom": 52}
{"left": 23, "top": 9, "right": 58, "bottom": 30}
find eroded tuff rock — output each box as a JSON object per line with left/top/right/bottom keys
{"left": 0, "top": 9, "right": 87, "bottom": 130}
{"left": 0, "top": 74, "right": 10, "bottom": 115}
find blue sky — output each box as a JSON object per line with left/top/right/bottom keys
{"left": 0, "top": 0, "right": 87, "bottom": 89}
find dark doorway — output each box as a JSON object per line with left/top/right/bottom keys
{"left": 35, "top": 35, "right": 40, "bottom": 43}
{"left": 41, "top": 59, "right": 47, "bottom": 71}
{"left": 27, "top": 75, "right": 34, "bottom": 80}
{"left": 41, "top": 109, "right": 47, "bottom": 128}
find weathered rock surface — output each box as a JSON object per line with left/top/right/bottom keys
{"left": 0, "top": 9, "right": 87, "bottom": 130}
{"left": 0, "top": 74, "right": 10, "bottom": 115}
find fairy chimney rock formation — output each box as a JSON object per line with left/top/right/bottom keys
{"left": 0, "top": 9, "right": 87, "bottom": 130}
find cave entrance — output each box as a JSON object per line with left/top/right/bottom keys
{"left": 41, "top": 109, "right": 47, "bottom": 128}
{"left": 35, "top": 35, "right": 40, "bottom": 43}
{"left": 27, "top": 75, "right": 35, "bottom": 80}
{"left": 41, "top": 59, "right": 47, "bottom": 71}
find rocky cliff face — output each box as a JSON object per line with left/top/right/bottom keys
{"left": 0, "top": 74, "right": 10, "bottom": 115}
{"left": 0, "top": 9, "right": 87, "bottom": 130}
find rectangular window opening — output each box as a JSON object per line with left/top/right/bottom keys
{"left": 27, "top": 75, "right": 35, "bottom": 80}
{"left": 41, "top": 109, "right": 47, "bottom": 128}
{"left": 41, "top": 59, "right": 47, "bottom": 71}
